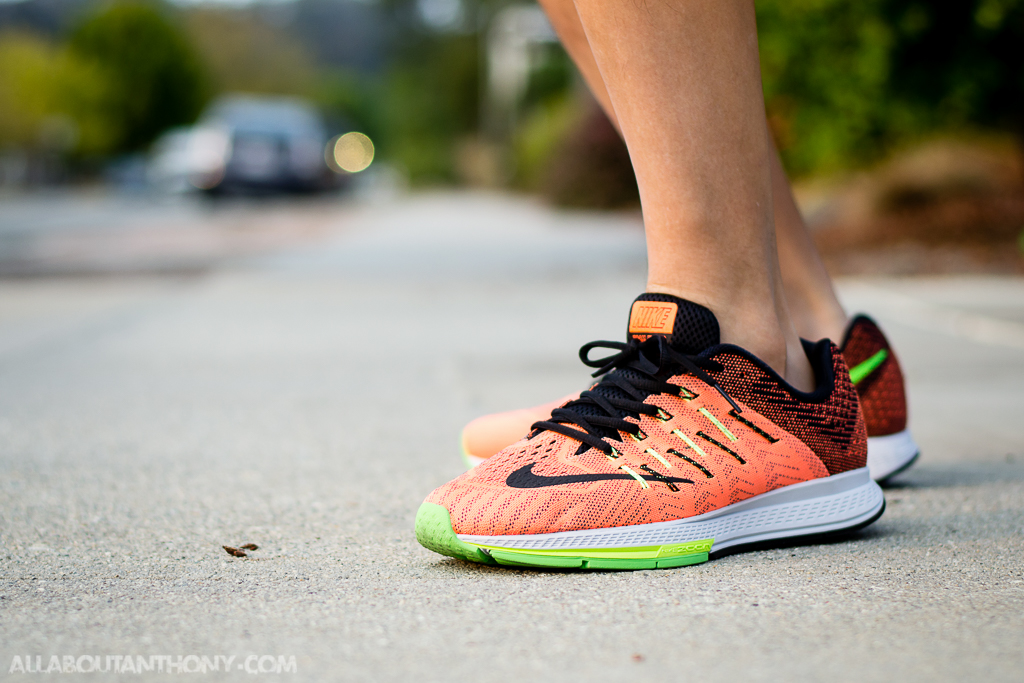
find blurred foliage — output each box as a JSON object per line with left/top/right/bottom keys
{"left": 512, "top": 44, "right": 577, "bottom": 185}
{"left": 0, "top": 31, "right": 115, "bottom": 154}
{"left": 886, "top": 0, "right": 1024, "bottom": 131}
{"left": 183, "top": 9, "right": 316, "bottom": 96}
{"left": 513, "top": 94, "right": 578, "bottom": 190}
{"left": 0, "top": 2, "right": 208, "bottom": 157}
{"left": 1, "top": 0, "right": 1021, "bottom": 189}
{"left": 522, "top": 43, "right": 574, "bottom": 110}
{"left": 314, "top": 69, "right": 380, "bottom": 139}
{"left": 69, "top": 2, "right": 209, "bottom": 153}
{"left": 537, "top": 102, "right": 639, "bottom": 208}
{"left": 758, "top": 0, "right": 1024, "bottom": 176}
{"left": 376, "top": 33, "right": 481, "bottom": 183}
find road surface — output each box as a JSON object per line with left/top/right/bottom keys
{"left": 1, "top": 191, "right": 1022, "bottom": 681}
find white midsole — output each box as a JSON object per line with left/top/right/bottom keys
{"left": 867, "top": 429, "right": 919, "bottom": 481}
{"left": 457, "top": 468, "right": 884, "bottom": 553}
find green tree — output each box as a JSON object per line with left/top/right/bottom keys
{"left": 757, "top": 0, "right": 1024, "bottom": 176}
{"left": 380, "top": 32, "right": 481, "bottom": 182}
{"left": 883, "top": 0, "right": 1024, "bottom": 134}
{"left": 757, "top": 0, "right": 906, "bottom": 175}
{"left": 183, "top": 9, "right": 317, "bottom": 97}
{"left": 0, "top": 31, "right": 115, "bottom": 155}
{"left": 69, "top": 2, "right": 209, "bottom": 153}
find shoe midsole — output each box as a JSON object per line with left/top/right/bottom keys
{"left": 867, "top": 429, "right": 919, "bottom": 480}
{"left": 457, "top": 468, "right": 883, "bottom": 554}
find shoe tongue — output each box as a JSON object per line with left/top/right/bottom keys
{"left": 627, "top": 293, "right": 720, "bottom": 354}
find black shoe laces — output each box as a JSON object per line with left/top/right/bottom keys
{"left": 531, "top": 335, "right": 742, "bottom": 456}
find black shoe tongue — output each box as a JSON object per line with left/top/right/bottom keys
{"left": 627, "top": 293, "right": 720, "bottom": 354}
{"left": 561, "top": 292, "right": 721, "bottom": 449}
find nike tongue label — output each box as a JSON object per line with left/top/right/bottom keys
{"left": 628, "top": 301, "right": 677, "bottom": 335}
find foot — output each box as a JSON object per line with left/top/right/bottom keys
{"left": 460, "top": 312, "right": 919, "bottom": 482}
{"left": 418, "top": 293, "right": 883, "bottom": 569}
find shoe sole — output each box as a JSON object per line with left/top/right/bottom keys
{"left": 416, "top": 468, "right": 884, "bottom": 570}
{"left": 867, "top": 429, "right": 919, "bottom": 482}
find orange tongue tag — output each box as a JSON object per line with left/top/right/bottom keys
{"left": 628, "top": 301, "right": 677, "bottom": 335}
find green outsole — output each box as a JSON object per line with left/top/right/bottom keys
{"left": 415, "top": 502, "right": 495, "bottom": 565}
{"left": 415, "top": 502, "right": 712, "bottom": 571}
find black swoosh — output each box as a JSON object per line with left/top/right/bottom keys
{"left": 506, "top": 462, "right": 693, "bottom": 489}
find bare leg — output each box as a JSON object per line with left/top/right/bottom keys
{"left": 539, "top": 0, "right": 848, "bottom": 346}
{"left": 770, "top": 147, "right": 848, "bottom": 341}
{"left": 561, "top": 0, "right": 812, "bottom": 390}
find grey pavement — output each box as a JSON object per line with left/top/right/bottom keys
{"left": 1, "top": 191, "right": 1023, "bottom": 682}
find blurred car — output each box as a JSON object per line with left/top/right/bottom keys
{"left": 148, "top": 95, "right": 336, "bottom": 194}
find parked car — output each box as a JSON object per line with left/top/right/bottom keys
{"left": 149, "top": 95, "right": 336, "bottom": 194}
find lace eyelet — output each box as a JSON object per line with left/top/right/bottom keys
{"left": 656, "top": 408, "right": 673, "bottom": 422}
{"left": 629, "top": 429, "right": 648, "bottom": 442}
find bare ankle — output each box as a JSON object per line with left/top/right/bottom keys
{"left": 784, "top": 334, "right": 816, "bottom": 393}
{"left": 711, "top": 307, "right": 815, "bottom": 393}
{"left": 788, "top": 300, "right": 848, "bottom": 343}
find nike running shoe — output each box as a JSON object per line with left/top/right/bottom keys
{"left": 841, "top": 315, "right": 919, "bottom": 481}
{"left": 418, "top": 294, "right": 884, "bottom": 569}
{"left": 460, "top": 315, "right": 918, "bottom": 481}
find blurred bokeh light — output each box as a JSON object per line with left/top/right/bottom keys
{"left": 330, "top": 132, "right": 374, "bottom": 174}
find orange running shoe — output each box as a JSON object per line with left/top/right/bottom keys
{"left": 418, "top": 294, "right": 884, "bottom": 569}
{"left": 460, "top": 314, "right": 918, "bottom": 482}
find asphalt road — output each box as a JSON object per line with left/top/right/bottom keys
{"left": 2, "top": 192, "right": 1023, "bottom": 681}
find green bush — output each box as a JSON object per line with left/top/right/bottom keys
{"left": 378, "top": 33, "right": 481, "bottom": 183}
{"left": 0, "top": 31, "right": 116, "bottom": 155}
{"left": 69, "top": 2, "right": 210, "bottom": 153}
{"left": 757, "top": 0, "right": 1024, "bottom": 176}
{"left": 183, "top": 9, "right": 317, "bottom": 97}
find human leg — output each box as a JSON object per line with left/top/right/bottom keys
{"left": 418, "top": 0, "right": 883, "bottom": 569}
{"left": 458, "top": 0, "right": 916, "bottom": 481}
{"left": 539, "top": 0, "right": 848, "bottom": 344}
{"left": 568, "top": 0, "right": 811, "bottom": 390}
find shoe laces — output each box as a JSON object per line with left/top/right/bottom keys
{"left": 531, "top": 335, "right": 741, "bottom": 456}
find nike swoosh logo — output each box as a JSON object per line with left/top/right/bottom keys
{"left": 506, "top": 462, "right": 693, "bottom": 489}
{"left": 849, "top": 349, "right": 888, "bottom": 385}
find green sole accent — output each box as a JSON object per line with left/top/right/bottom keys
{"left": 415, "top": 503, "right": 496, "bottom": 564}
{"left": 415, "top": 503, "right": 712, "bottom": 571}
{"left": 482, "top": 539, "right": 712, "bottom": 570}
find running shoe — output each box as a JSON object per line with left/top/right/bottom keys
{"left": 460, "top": 314, "right": 918, "bottom": 481}
{"left": 841, "top": 315, "right": 919, "bottom": 481}
{"left": 418, "top": 293, "right": 884, "bottom": 569}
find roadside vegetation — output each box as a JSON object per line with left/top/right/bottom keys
{"left": 0, "top": 0, "right": 1021, "bottom": 205}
